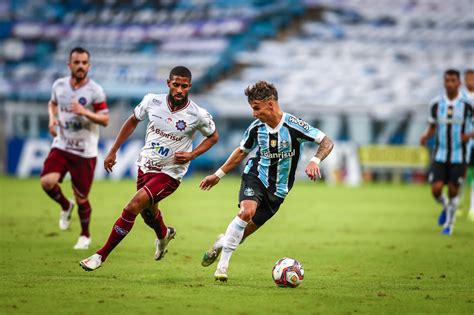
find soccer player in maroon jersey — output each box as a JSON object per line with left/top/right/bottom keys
{"left": 40, "top": 47, "right": 109, "bottom": 249}
{"left": 79, "top": 66, "right": 218, "bottom": 271}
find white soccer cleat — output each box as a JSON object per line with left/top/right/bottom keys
{"left": 79, "top": 254, "right": 103, "bottom": 271}
{"left": 214, "top": 266, "right": 228, "bottom": 282}
{"left": 154, "top": 227, "right": 176, "bottom": 260}
{"left": 201, "top": 234, "right": 224, "bottom": 267}
{"left": 59, "top": 199, "right": 75, "bottom": 231}
{"left": 73, "top": 236, "right": 91, "bottom": 250}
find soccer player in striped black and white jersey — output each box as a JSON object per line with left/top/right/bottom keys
{"left": 420, "top": 69, "right": 473, "bottom": 235}
{"left": 199, "top": 81, "right": 334, "bottom": 281}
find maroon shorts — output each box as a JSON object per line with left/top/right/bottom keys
{"left": 137, "top": 169, "right": 180, "bottom": 205}
{"left": 41, "top": 148, "right": 97, "bottom": 198}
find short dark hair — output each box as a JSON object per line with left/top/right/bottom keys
{"left": 444, "top": 69, "right": 460, "bottom": 79}
{"left": 69, "top": 47, "right": 90, "bottom": 59}
{"left": 169, "top": 66, "right": 192, "bottom": 81}
{"left": 465, "top": 69, "right": 474, "bottom": 75}
{"left": 244, "top": 81, "right": 278, "bottom": 103}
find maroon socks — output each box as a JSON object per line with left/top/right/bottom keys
{"left": 97, "top": 209, "right": 137, "bottom": 261}
{"left": 78, "top": 201, "right": 92, "bottom": 237}
{"left": 143, "top": 209, "right": 168, "bottom": 239}
{"left": 44, "top": 185, "right": 70, "bottom": 210}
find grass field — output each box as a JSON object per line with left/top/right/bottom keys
{"left": 1, "top": 175, "right": 473, "bottom": 315}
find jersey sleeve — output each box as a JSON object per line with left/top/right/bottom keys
{"left": 50, "top": 80, "right": 59, "bottom": 103}
{"left": 92, "top": 85, "right": 108, "bottom": 113}
{"left": 287, "top": 115, "right": 325, "bottom": 144}
{"left": 428, "top": 98, "right": 439, "bottom": 124}
{"left": 239, "top": 122, "right": 259, "bottom": 153}
{"left": 197, "top": 107, "right": 216, "bottom": 137}
{"left": 133, "top": 94, "right": 151, "bottom": 121}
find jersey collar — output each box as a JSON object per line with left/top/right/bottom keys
{"left": 167, "top": 95, "right": 190, "bottom": 113}
{"left": 69, "top": 76, "right": 89, "bottom": 91}
{"left": 443, "top": 91, "right": 462, "bottom": 104}
{"left": 265, "top": 113, "right": 286, "bottom": 133}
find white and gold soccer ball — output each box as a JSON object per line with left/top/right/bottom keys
{"left": 272, "top": 257, "right": 304, "bottom": 288}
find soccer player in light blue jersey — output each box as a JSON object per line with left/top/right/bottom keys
{"left": 199, "top": 81, "right": 334, "bottom": 281}
{"left": 420, "top": 69, "right": 473, "bottom": 235}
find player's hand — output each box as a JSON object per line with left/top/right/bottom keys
{"left": 174, "top": 151, "right": 195, "bottom": 164}
{"left": 420, "top": 135, "right": 428, "bottom": 146}
{"left": 461, "top": 133, "right": 471, "bottom": 142}
{"left": 70, "top": 99, "right": 88, "bottom": 116}
{"left": 305, "top": 161, "right": 321, "bottom": 181}
{"left": 48, "top": 117, "right": 58, "bottom": 137}
{"left": 104, "top": 151, "right": 117, "bottom": 173}
{"left": 199, "top": 175, "right": 220, "bottom": 190}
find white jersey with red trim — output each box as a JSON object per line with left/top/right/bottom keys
{"left": 50, "top": 76, "right": 108, "bottom": 158}
{"left": 133, "top": 93, "right": 216, "bottom": 181}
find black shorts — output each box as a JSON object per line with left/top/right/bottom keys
{"left": 238, "top": 173, "right": 284, "bottom": 226}
{"left": 429, "top": 162, "right": 466, "bottom": 185}
{"left": 469, "top": 147, "right": 474, "bottom": 167}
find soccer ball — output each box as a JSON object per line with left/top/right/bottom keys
{"left": 272, "top": 257, "right": 304, "bottom": 288}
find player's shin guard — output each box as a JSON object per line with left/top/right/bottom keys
{"left": 44, "top": 184, "right": 71, "bottom": 210}
{"left": 142, "top": 208, "right": 168, "bottom": 239}
{"left": 96, "top": 209, "right": 137, "bottom": 261}
{"left": 78, "top": 201, "right": 91, "bottom": 237}
{"left": 217, "top": 217, "right": 248, "bottom": 270}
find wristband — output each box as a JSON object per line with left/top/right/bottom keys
{"left": 310, "top": 157, "right": 321, "bottom": 165}
{"left": 214, "top": 168, "right": 226, "bottom": 179}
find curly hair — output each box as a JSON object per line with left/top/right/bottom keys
{"left": 244, "top": 81, "right": 278, "bottom": 103}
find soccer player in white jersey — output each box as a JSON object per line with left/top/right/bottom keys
{"left": 80, "top": 66, "right": 218, "bottom": 271}
{"left": 462, "top": 69, "right": 474, "bottom": 221}
{"left": 40, "top": 47, "right": 109, "bottom": 250}
{"left": 199, "top": 81, "right": 334, "bottom": 281}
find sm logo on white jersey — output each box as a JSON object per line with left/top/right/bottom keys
{"left": 151, "top": 142, "right": 170, "bottom": 156}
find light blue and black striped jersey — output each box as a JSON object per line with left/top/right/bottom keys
{"left": 240, "top": 113, "right": 326, "bottom": 199}
{"left": 461, "top": 88, "right": 474, "bottom": 162}
{"left": 429, "top": 93, "right": 473, "bottom": 164}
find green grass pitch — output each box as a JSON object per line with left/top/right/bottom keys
{"left": 0, "top": 175, "right": 473, "bottom": 314}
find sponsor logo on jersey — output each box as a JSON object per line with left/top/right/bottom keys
{"left": 64, "top": 120, "right": 83, "bottom": 131}
{"left": 175, "top": 120, "right": 187, "bottom": 131}
{"left": 244, "top": 187, "right": 255, "bottom": 196}
{"left": 280, "top": 140, "right": 289, "bottom": 148}
{"left": 144, "top": 158, "right": 163, "bottom": 172}
{"left": 150, "top": 125, "right": 184, "bottom": 141}
{"left": 166, "top": 117, "right": 173, "bottom": 125}
{"left": 261, "top": 149, "right": 296, "bottom": 159}
{"left": 151, "top": 142, "right": 170, "bottom": 156}
{"left": 78, "top": 97, "right": 87, "bottom": 105}
{"left": 152, "top": 98, "right": 162, "bottom": 105}
{"left": 288, "top": 116, "right": 310, "bottom": 131}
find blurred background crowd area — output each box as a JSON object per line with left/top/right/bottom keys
{"left": 1, "top": 0, "right": 473, "bottom": 184}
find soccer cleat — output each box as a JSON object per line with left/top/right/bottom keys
{"left": 214, "top": 266, "right": 228, "bottom": 282}
{"left": 79, "top": 254, "right": 103, "bottom": 271}
{"left": 73, "top": 236, "right": 91, "bottom": 250}
{"left": 201, "top": 234, "right": 224, "bottom": 267}
{"left": 59, "top": 199, "right": 75, "bottom": 230}
{"left": 441, "top": 225, "right": 453, "bottom": 236}
{"left": 437, "top": 208, "right": 446, "bottom": 226}
{"left": 154, "top": 227, "right": 176, "bottom": 261}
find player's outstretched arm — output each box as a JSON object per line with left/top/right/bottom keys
{"left": 420, "top": 124, "right": 435, "bottom": 145}
{"left": 47, "top": 100, "right": 59, "bottom": 137}
{"left": 175, "top": 130, "right": 219, "bottom": 164}
{"left": 305, "top": 136, "right": 334, "bottom": 181}
{"left": 104, "top": 114, "right": 140, "bottom": 173}
{"left": 199, "top": 147, "right": 248, "bottom": 190}
{"left": 70, "top": 99, "right": 109, "bottom": 126}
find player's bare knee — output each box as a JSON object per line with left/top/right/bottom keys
{"left": 124, "top": 199, "right": 143, "bottom": 215}
{"left": 238, "top": 210, "right": 253, "bottom": 222}
{"left": 40, "top": 176, "right": 56, "bottom": 190}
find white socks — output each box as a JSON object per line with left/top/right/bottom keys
{"left": 435, "top": 194, "right": 448, "bottom": 207}
{"left": 217, "top": 216, "right": 248, "bottom": 270}
{"left": 445, "top": 196, "right": 460, "bottom": 228}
